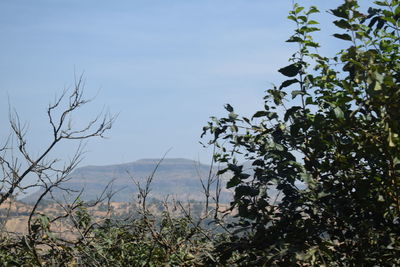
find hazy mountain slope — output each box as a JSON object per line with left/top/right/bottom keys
{"left": 22, "top": 158, "right": 232, "bottom": 203}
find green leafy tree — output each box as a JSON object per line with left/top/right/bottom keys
{"left": 203, "top": 0, "right": 400, "bottom": 265}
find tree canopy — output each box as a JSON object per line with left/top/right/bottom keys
{"left": 203, "top": 0, "right": 400, "bottom": 265}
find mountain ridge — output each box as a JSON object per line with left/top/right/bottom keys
{"left": 22, "top": 158, "right": 231, "bottom": 204}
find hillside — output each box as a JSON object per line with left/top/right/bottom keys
{"left": 22, "top": 158, "right": 232, "bottom": 204}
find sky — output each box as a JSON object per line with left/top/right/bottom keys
{"left": 0, "top": 0, "right": 346, "bottom": 167}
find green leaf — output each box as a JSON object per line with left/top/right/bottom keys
{"left": 374, "top": 1, "right": 389, "bottom": 6}
{"left": 306, "top": 6, "right": 319, "bottom": 15}
{"left": 330, "top": 7, "right": 348, "bottom": 19}
{"left": 291, "top": 90, "right": 305, "bottom": 98}
{"left": 227, "top": 176, "right": 241, "bottom": 188}
{"left": 304, "top": 41, "right": 320, "bottom": 48}
{"left": 395, "top": 6, "right": 400, "bottom": 16}
{"left": 333, "top": 19, "right": 352, "bottom": 29}
{"left": 317, "top": 191, "right": 330, "bottom": 199}
{"left": 279, "top": 79, "right": 299, "bottom": 89}
{"left": 252, "top": 111, "right": 268, "bottom": 118}
{"left": 229, "top": 112, "right": 238, "bottom": 120}
{"left": 373, "top": 81, "right": 382, "bottom": 91}
{"left": 334, "top": 106, "right": 344, "bottom": 119}
{"left": 298, "top": 16, "right": 307, "bottom": 22}
{"left": 388, "top": 132, "right": 397, "bottom": 147}
{"left": 307, "top": 20, "right": 320, "bottom": 25}
{"left": 286, "top": 36, "right": 303, "bottom": 43}
{"left": 374, "top": 71, "right": 384, "bottom": 83}
{"left": 252, "top": 159, "right": 264, "bottom": 166}
{"left": 284, "top": 106, "right": 301, "bottom": 121}
{"left": 217, "top": 168, "right": 228, "bottom": 175}
{"left": 295, "top": 6, "right": 305, "bottom": 14}
{"left": 287, "top": 15, "right": 297, "bottom": 22}
{"left": 235, "top": 185, "right": 258, "bottom": 197}
{"left": 239, "top": 173, "right": 251, "bottom": 179}
{"left": 301, "top": 26, "right": 320, "bottom": 33}
{"left": 305, "top": 96, "right": 315, "bottom": 105}
{"left": 278, "top": 63, "right": 301, "bottom": 77}
{"left": 225, "top": 104, "right": 234, "bottom": 112}
{"left": 333, "top": 33, "right": 352, "bottom": 41}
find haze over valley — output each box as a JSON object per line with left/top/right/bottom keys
{"left": 23, "top": 158, "right": 233, "bottom": 204}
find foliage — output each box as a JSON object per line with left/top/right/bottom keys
{"left": 0, "top": 75, "right": 223, "bottom": 266}
{"left": 0, "top": 161, "right": 219, "bottom": 266}
{"left": 203, "top": 0, "right": 400, "bottom": 265}
{"left": 0, "top": 210, "right": 216, "bottom": 266}
{"left": 2, "top": 0, "right": 400, "bottom": 266}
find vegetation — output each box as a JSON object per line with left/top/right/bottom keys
{"left": 203, "top": 0, "right": 400, "bottom": 265}
{"left": 1, "top": 0, "right": 400, "bottom": 266}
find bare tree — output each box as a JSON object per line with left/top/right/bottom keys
{"left": 0, "top": 75, "right": 114, "bottom": 207}
{"left": 0, "top": 75, "right": 116, "bottom": 265}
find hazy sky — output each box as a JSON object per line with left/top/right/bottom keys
{"left": 0, "top": 0, "right": 345, "bottom": 166}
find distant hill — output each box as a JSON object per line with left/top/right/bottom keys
{"left": 22, "top": 158, "right": 233, "bottom": 204}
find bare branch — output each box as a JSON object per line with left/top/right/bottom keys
{"left": 0, "top": 75, "right": 114, "bottom": 210}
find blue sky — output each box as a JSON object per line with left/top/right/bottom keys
{"left": 0, "top": 0, "right": 345, "bottom": 166}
